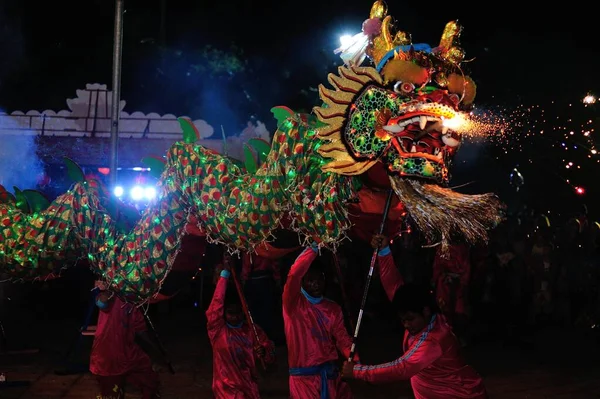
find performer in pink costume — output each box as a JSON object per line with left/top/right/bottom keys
{"left": 207, "top": 258, "right": 275, "bottom": 399}
{"left": 342, "top": 235, "right": 487, "bottom": 399}
{"left": 90, "top": 283, "right": 160, "bottom": 399}
{"left": 283, "top": 243, "right": 358, "bottom": 399}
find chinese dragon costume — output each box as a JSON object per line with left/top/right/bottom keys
{"left": 0, "top": 1, "right": 503, "bottom": 302}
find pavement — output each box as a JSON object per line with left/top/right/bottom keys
{"left": 1, "top": 304, "right": 600, "bottom": 399}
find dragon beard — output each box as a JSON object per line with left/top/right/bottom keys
{"left": 389, "top": 176, "right": 504, "bottom": 252}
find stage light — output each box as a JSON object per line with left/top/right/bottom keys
{"left": 130, "top": 186, "right": 144, "bottom": 200}
{"left": 144, "top": 187, "right": 157, "bottom": 200}
{"left": 114, "top": 186, "right": 124, "bottom": 197}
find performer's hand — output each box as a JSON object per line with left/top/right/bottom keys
{"left": 370, "top": 234, "right": 389, "bottom": 250}
{"left": 222, "top": 254, "right": 233, "bottom": 271}
{"left": 213, "top": 264, "right": 223, "bottom": 284}
{"left": 341, "top": 360, "right": 356, "bottom": 379}
{"left": 254, "top": 345, "right": 266, "bottom": 358}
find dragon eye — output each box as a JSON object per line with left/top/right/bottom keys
{"left": 394, "top": 81, "right": 415, "bottom": 94}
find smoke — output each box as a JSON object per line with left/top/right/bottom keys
{"left": 196, "top": 86, "right": 242, "bottom": 136}
{"left": 0, "top": 111, "right": 44, "bottom": 193}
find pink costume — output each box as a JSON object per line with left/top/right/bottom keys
{"left": 89, "top": 296, "right": 159, "bottom": 399}
{"left": 283, "top": 246, "right": 357, "bottom": 399}
{"left": 351, "top": 248, "right": 487, "bottom": 399}
{"left": 207, "top": 270, "right": 275, "bottom": 399}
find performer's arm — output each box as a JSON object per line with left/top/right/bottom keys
{"left": 95, "top": 291, "right": 114, "bottom": 313}
{"left": 331, "top": 306, "right": 359, "bottom": 362}
{"left": 282, "top": 245, "right": 318, "bottom": 313}
{"left": 378, "top": 247, "right": 404, "bottom": 302}
{"left": 352, "top": 336, "right": 442, "bottom": 383}
{"left": 372, "top": 235, "right": 404, "bottom": 302}
{"left": 206, "top": 270, "right": 229, "bottom": 341}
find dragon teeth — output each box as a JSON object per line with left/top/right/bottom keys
{"left": 419, "top": 116, "right": 427, "bottom": 130}
{"left": 441, "top": 126, "right": 449, "bottom": 134}
{"left": 383, "top": 124, "right": 405, "bottom": 133}
{"left": 410, "top": 145, "right": 417, "bottom": 153}
{"left": 442, "top": 134, "right": 460, "bottom": 148}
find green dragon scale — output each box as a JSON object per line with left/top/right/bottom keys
{"left": 0, "top": 112, "right": 359, "bottom": 299}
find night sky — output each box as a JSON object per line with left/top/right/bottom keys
{"left": 0, "top": 0, "right": 599, "bottom": 218}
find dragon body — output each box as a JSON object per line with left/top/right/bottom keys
{"left": 0, "top": 2, "right": 503, "bottom": 302}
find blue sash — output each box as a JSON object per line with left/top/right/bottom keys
{"left": 289, "top": 362, "right": 338, "bottom": 399}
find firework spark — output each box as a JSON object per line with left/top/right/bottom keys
{"left": 457, "top": 98, "right": 598, "bottom": 195}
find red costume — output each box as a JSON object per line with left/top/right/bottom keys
{"left": 283, "top": 246, "right": 356, "bottom": 399}
{"left": 90, "top": 296, "right": 159, "bottom": 399}
{"left": 351, "top": 249, "right": 487, "bottom": 399}
{"left": 207, "top": 270, "right": 275, "bottom": 399}
{"left": 432, "top": 243, "right": 471, "bottom": 320}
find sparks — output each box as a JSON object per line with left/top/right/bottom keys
{"left": 583, "top": 94, "right": 596, "bottom": 105}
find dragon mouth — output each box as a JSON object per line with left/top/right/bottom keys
{"left": 382, "top": 113, "right": 461, "bottom": 165}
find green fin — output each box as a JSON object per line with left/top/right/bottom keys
{"left": 63, "top": 157, "right": 85, "bottom": 183}
{"left": 248, "top": 138, "right": 271, "bottom": 164}
{"left": 142, "top": 156, "right": 166, "bottom": 179}
{"left": 243, "top": 144, "right": 258, "bottom": 174}
{"left": 22, "top": 190, "right": 50, "bottom": 213}
{"left": 271, "top": 106, "right": 294, "bottom": 128}
{"left": 13, "top": 187, "right": 30, "bottom": 213}
{"left": 178, "top": 117, "right": 200, "bottom": 144}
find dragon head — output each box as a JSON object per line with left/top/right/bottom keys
{"left": 314, "top": 1, "right": 502, "bottom": 249}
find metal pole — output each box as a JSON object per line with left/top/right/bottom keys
{"left": 109, "top": 0, "right": 125, "bottom": 188}
{"left": 347, "top": 189, "right": 394, "bottom": 361}
{"left": 229, "top": 263, "right": 267, "bottom": 370}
